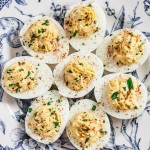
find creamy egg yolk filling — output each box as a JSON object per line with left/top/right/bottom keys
{"left": 24, "top": 19, "right": 59, "bottom": 53}
{"left": 28, "top": 104, "right": 61, "bottom": 140}
{"left": 108, "top": 31, "right": 144, "bottom": 65}
{"left": 65, "top": 4, "right": 98, "bottom": 38}
{"left": 67, "top": 112, "right": 105, "bottom": 148}
{"left": 107, "top": 77, "right": 140, "bottom": 110}
{"left": 64, "top": 58, "right": 95, "bottom": 91}
{"left": 3, "top": 61, "right": 37, "bottom": 93}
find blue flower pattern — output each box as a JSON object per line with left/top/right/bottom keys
{"left": 0, "top": 0, "right": 150, "bottom": 150}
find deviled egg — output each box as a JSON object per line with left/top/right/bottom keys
{"left": 1, "top": 56, "right": 53, "bottom": 99}
{"left": 25, "top": 90, "right": 69, "bottom": 144}
{"left": 94, "top": 73, "right": 147, "bottom": 119}
{"left": 53, "top": 52, "right": 104, "bottom": 98}
{"left": 64, "top": 1, "right": 106, "bottom": 52}
{"left": 20, "top": 16, "right": 69, "bottom": 64}
{"left": 66, "top": 99, "right": 110, "bottom": 150}
{"left": 96, "top": 28, "right": 150, "bottom": 72}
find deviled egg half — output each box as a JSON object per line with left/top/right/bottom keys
{"left": 96, "top": 28, "right": 150, "bottom": 72}
{"left": 1, "top": 56, "right": 53, "bottom": 99}
{"left": 94, "top": 73, "right": 147, "bottom": 119}
{"left": 25, "top": 90, "right": 69, "bottom": 144}
{"left": 20, "top": 16, "right": 69, "bottom": 64}
{"left": 53, "top": 52, "right": 104, "bottom": 98}
{"left": 64, "top": 1, "right": 106, "bottom": 52}
{"left": 66, "top": 99, "right": 110, "bottom": 150}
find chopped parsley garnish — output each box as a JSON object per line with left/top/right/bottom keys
{"left": 38, "top": 29, "right": 41, "bottom": 33}
{"left": 88, "top": 4, "right": 92, "bottom": 7}
{"left": 27, "top": 71, "right": 31, "bottom": 77}
{"left": 68, "top": 70, "right": 73, "bottom": 73}
{"left": 19, "top": 68, "right": 24, "bottom": 72}
{"left": 53, "top": 122, "right": 59, "bottom": 128}
{"left": 66, "top": 82, "right": 69, "bottom": 86}
{"left": 82, "top": 119, "right": 87, "bottom": 122}
{"left": 47, "top": 101, "right": 51, "bottom": 105}
{"left": 82, "top": 43, "right": 85, "bottom": 45}
{"left": 28, "top": 107, "right": 32, "bottom": 113}
{"left": 122, "top": 87, "right": 126, "bottom": 91}
{"left": 79, "top": 63, "right": 83, "bottom": 66}
{"left": 127, "top": 78, "right": 134, "bottom": 90}
{"left": 74, "top": 78, "right": 78, "bottom": 81}
{"left": 42, "top": 20, "right": 49, "bottom": 26}
{"left": 85, "top": 24, "right": 88, "bottom": 26}
{"left": 110, "top": 34, "right": 113, "bottom": 36}
{"left": 56, "top": 37, "right": 59, "bottom": 42}
{"left": 34, "top": 112, "right": 37, "bottom": 117}
{"left": 57, "top": 99, "right": 62, "bottom": 103}
{"left": 73, "top": 30, "right": 78, "bottom": 37}
{"left": 9, "top": 84, "right": 13, "bottom": 87}
{"left": 134, "top": 106, "right": 138, "bottom": 109}
{"left": 85, "top": 137, "right": 89, "bottom": 144}
{"left": 28, "top": 43, "right": 32, "bottom": 47}
{"left": 91, "top": 105, "right": 96, "bottom": 111}
{"left": 94, "top": 20, "right": 97, "bottom": 24}
{"left": 111, "top": 92, "right": 119, "bottom": 100}
{"left": 41, "top": 45, "right": 45, "bottom": 49}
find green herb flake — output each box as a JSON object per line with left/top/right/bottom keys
{"left": 122, "top": 87, "right": 126, "bottom": 91}
{"left": 9, "top": 84, "right": 13, "bottom": 87}
{"left": 74, "top": 78, "right": 78, "bottom": 81}
{"left": 68, "top": 70, "right": 73, "bottom": 73}
{"left": 28, "top": 107, "right": 32, "bottom": 113}
{"left": 79, "top": 63, "right": 84, "bottom": 66}
{"left": 94, "top": 20, "right": 97, "bottom": 24}
{"left": 47, "top": 101, "right": 51, "bottom": 105}
{"left": 111, "top": 92, "right": 119, "bottom": 100}
{"left": 85, "top": 137, "right": 89, "bottom": 144}
{"left": 127, "top": 78, "right": 134, "bottom": 90}
{"left": 56, "top": 37, "right": 59, "bottom": 42}
{"left": 34, "top": 112, "right": 37, "bottom": 117}
{"left": 91, "top": 105, "right": 96, "bottom": 111}
{"left": 110, "top": 34, "right": 113, "bottom": 36}
{"left": 41, "top": 45, "right": 45, "bottom": 49}
{"left": 27, "top": 71, "right": 31, "bottom": 77}
{"left": 73, "top": 30, "right": 78, "bottom": 37}
{"left": 88, "top": 4, "right": 92, "bottom": 7}
{"left": 53, "top": 122, "right": 59, "bottom": 128}
{"left": 57, "top": 99, "right": 62, "bottom": 103}
{"left": 134, "top": 106, "right": 138, "bottom": 109}
{"left": 38, "top": 29, "right": 41, "bottom": 33}
{"left": 19, "top": 68, "right": 24, "bottom": 72}
{"left": 42, "top": 20, "right": 49, "bottom": 26}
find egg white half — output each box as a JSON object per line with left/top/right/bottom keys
{"left": 20, "top": 15, "right": 69, "bottom": 64}
{"left": 96, "top": 28, "right": 150, "bottom": 73}
{"left": 1, "top": 56, "right": 53, "bottom": 99}
{"left": 25, "top": 90, "right": 69, "bottom": 144}
{"left": 66, "top": 99, "right": 110, "bottom": 150}
{"left": 94, "top": 73, "right": 148, "bottom": 119}
{"left": 53, "top": 52, "right": 104, "bottom": 98}
{"left": 64, "top": 1, "right": 106, "bottom": 52}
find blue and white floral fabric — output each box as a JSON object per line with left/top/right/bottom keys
{"left": 0, "top": 0, "right": 150, "bottom": 149}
